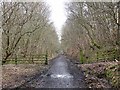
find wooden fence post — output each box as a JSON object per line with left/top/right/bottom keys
{"left": 45, "top": 51, "right": 48, "bottom": 65}
{"left": 32, "top": 56, "right": 34, "bottom": 64}
{"left": 80, "top": 49, "right": 83, "bottom": 64}
{"left": 96, "top": 52, "right": 98, "bottom": 61}
{"left": 15, "top": 54, "right": 17, "bottom": 65}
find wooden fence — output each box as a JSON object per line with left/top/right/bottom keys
{"left": 2, "top": 54, "right": 48, "bottom": 65}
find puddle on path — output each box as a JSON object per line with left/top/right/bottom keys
{"left": 51, "top": 74, "right": 73, "bottom": 79}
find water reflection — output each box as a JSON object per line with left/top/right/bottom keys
{"left": 51, "top": 74, "right": 73, "bottom": 78}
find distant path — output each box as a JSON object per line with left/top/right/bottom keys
{"left": 22, "top": 55, "right": 86, "bottom": 88}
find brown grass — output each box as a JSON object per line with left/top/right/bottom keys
{"left": 2, "top": 64, "right": 47, "bottom": 88}
{"left": 79, "top": 61, "right": 119, "bottom": 88}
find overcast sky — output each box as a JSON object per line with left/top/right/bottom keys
{"left": 46, "top": 0, "right": 67, "bottom": 41}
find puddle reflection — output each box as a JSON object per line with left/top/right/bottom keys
{"left": 51, "top": 74, "right": 73, "bottom": 78}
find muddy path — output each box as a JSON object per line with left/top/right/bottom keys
{"left": 19, "top": 55, "right": 87, "bottom": 88}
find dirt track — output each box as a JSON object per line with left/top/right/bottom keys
{"left": 21, "top": 55, "right": 86, "bottom": 88}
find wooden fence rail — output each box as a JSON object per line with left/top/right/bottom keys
{"left": 2, "top": 54, "right": 48, "bottom": 65}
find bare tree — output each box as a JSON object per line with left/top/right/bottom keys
{"left": 61, "top": 2, "right": 120, "bottom": 62}
{"left": 2, "top": 2, "right": 59, "bottom": 63}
